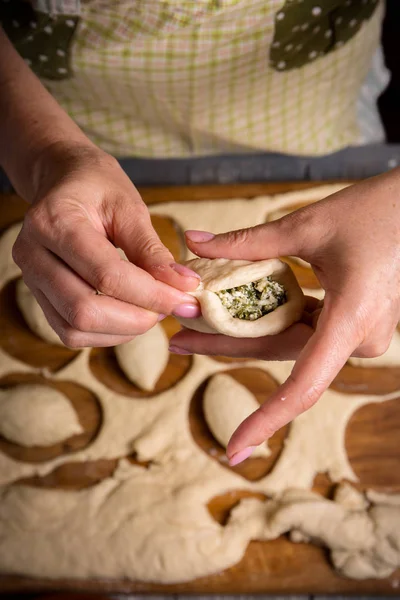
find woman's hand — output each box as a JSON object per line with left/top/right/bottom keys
{"left": 13, "top": 144, "right": 200, "bottom": 348}
{"left": 169, "top": 171, "right": 400, "bottom": 465}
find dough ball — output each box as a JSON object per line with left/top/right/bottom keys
{"left": 176, "top": 258, "right": 305, "bottom": 338}
{"left": 115, "top": 323, "right": 169, "bottom": 392}
{"left": 0, "top": 384, "right": 83, "bottom": 447}
{"left": 16, "top": 279, "right": 63, "bottom": 346}
{"left": 204, "top": 374, "right": 269, "bottom": 458}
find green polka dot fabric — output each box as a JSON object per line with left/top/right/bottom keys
{"left": 270, "top": 0, "right": 379, "bottom": 71}
{"left": 0, "top": 0, "right": 78, "bottom": 79}
{"left": 0, "top": 0, "right": 385, "bottom": 158}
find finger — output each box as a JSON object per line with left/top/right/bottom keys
{"left": 32, "top": 288, "right": 136, "bottom": 348}
{"left": 226, "top": 294, "right": 358, "bottom": 464}
{"left": 185, "top": 206, "right": 323, "bottom": 262}
{"left": 21, "top": 243, "right": 162, "bottom": 336}
{"left": 169, "top": 322, "right": 313, "bottom": 360}
{"left": 112, "top": 201, "right": 200, "bottom": 292}
{"left": 26, "top": 214, "right": 199, "bottom": 316}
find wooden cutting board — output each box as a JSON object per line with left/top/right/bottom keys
{"left": 0, "top": 184, "right": 400, "bottom": 595}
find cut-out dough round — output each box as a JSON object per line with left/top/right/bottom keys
{"left": 0, "top": 384, "right": 83, "bottom": 447}
{"left": 204, "top": 374, "right": 270, "bottom": 458}
{"left": 115, "top": 323, "right": 169, "bottom": 392}
{"left": 177, "top": 258, "right": 304, "bottom": 338}
{"left": 16, "top": 279, "right": 63, "bottom": 346}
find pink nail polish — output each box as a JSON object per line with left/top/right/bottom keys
{"left": 185, "top": 230, "right": 215, "bottom": 243}
{"left": 169, "top": 345, "right": 192, "bottom": 355}
{"left": 170, "top": 263, "right": 201, "bottom": 279}
{"left": 157, "top": 314, "right": 166, "bottom": 322}
{"left": 173, "top": 303, "right": 201, "bottom": 319}
{"left": 228, "top": 446, "right": 255, "bottom": 467}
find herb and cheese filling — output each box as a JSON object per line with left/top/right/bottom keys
{"left": 215, "top": 276, "right": 286, "bottom": 321}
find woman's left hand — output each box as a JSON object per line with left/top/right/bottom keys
{"left": 169, "top": 170, "right": 400, "bottom": 466}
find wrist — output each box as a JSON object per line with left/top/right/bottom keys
{"left": 30, "top": 140, "right": 109, "bottom": 203}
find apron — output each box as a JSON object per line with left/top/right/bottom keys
{"left": 1, "top": 0, "right": 387, "bottom": 158}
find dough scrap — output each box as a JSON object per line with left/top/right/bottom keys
{"left": 16, "top": 279, "right": 63, "bottom": 346}
{"left": 0, "top": 384, "right": 83, "bottom": 447}
{"left": 177, "top": 258, "right": 304, "bottom": 338}
{"left": 203, "top": 374, "right": 270, "bottom": 458}
{"left": 115, "top": 324, "right": 169, "bottom": 392}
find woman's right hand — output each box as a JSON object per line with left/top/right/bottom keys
{"left": 12, "top": 143, "right": 200, "bottom": 348}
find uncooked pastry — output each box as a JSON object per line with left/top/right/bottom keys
{"left": 176, "top": 258, "right": 305, "bottom": 338}
{"left": 0, "top": 384, "right": 83, "bottom": 447}
{"left": 115, "top": 323, "right": 169, "bottom": 392}
{"left": 203, "top": 373, "right": 270, "bottom": 458}
{"left": 16, "top": 279, "right": 63, "bottom": 346}
{"left": 0, "top": 183, "right": 399, "bottom": 585}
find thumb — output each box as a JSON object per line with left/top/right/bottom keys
{"left": 226, "top": 293, "right": 359, "bottom": 466}
{"left": 185, "top": 209, "right": 322, "bottom": 261}
{"left": 115, "top": 202, "right": 200, "bottom": 292}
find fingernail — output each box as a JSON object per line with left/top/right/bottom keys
{"left": 170, "top": 262, "right": 201, "bottom": 279}
{"left": 185, "top": 230, "right": 215, "bottom": 243}
{"left": 173, "top": 303, "right": 201, "bottom": 319}
{"left": 169, "top": 345, "right": 192, "bottom": 355}
{"left": 228, "top": 446, "right": 256, "bottom": 467}
{"left": 158, "top": 314, "right": 166, "bottom": 322}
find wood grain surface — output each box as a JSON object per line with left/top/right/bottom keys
{"left": 0, "top": 185, "right": 399, "bottom": 595}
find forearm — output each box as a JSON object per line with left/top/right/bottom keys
{"left": 0, "top": 28, "right": 95, "bottom": 203}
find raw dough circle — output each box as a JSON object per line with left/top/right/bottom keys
{"left": 16, "top": 279, "right": 63, "bottom": 346}
{"left": 0, "top": 384, "right": 83, "bottom": 447}
{"left": 176, "top": 258, "right": 305, "bottom": 338}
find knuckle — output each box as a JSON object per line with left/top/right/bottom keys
{"left": 11, "top": 237, "right": 25, "bottom": 267}
{"left": 58, "top": 328, "right": 85, "bottom": 349}
{"left": 67, "top": 299, "right": 98, "bottom": 332}
{"left": 94, "top": 267, "right": 123, "bottom": 298}
{"left": 286, "top": 373, "right": 320, "bottom": 413}
{"left": 24, "top": 206, "right": 48, "bottom": 237}
{"left": 228, "top": 228, "right": 252, "bottom": 249}
{"left": 140, "top": 236, "right": 171, "bottom": 264}
{"left": 357, "top": 338, "right": 391, "bottom": 359}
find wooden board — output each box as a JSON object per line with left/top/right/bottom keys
{"left": 0, "top": 185, "right": 400, "bottom": 595}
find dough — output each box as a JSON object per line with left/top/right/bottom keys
{"left": 115, "top": 323, "right": 169, "bottom": 392}
{"left": 16, "top": 279, "right": 63, "bottom": 346}
{"left": 176, "top": 258, "right": 305, "bottom": 338}
{"left": 203, "top": 374, "right": 270, "bottom": 458}
{"left": 0, "top": 222, "right": 22, "bottom": 287}
{"left": 0, "top": 184, "right": 399, "bottom": 586}
{"left": 0, "top": 384, "right": 83, "bottom": 447}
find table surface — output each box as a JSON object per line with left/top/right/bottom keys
{"left": 0, "top": 184, "right": 399, "bottom": 595}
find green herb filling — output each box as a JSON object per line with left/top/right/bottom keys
{"left": 215, "top": 276, "right": 286, "bottom": 321}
